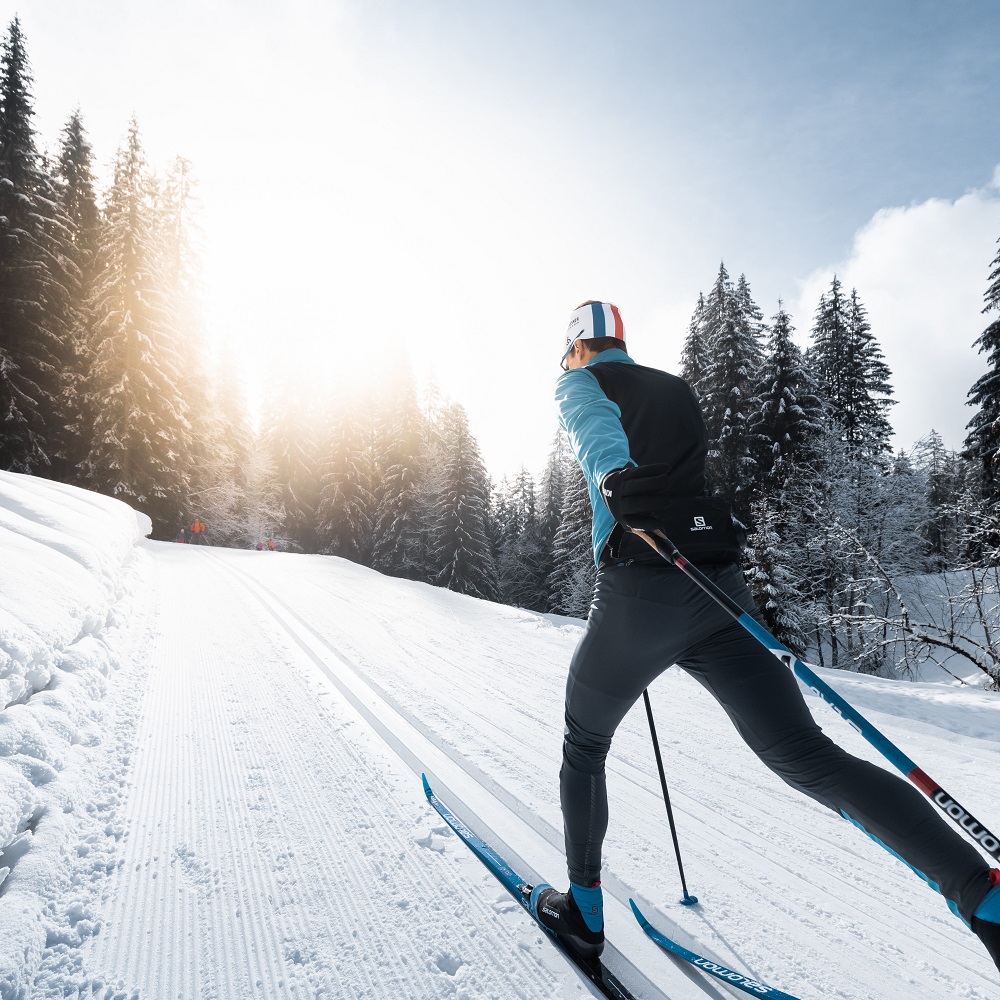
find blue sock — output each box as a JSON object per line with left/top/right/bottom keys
{"left": 570, "top": 881, "right": 603, "bottom": 932}
{"left": 975, "top": 884, "right": 1000, "bottom": 924}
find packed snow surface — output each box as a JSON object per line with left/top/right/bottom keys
{"left": 0, "top": 471, "right": 998, "bottom": 999}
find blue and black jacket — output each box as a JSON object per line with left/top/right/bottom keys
{"left": 555, "top": 349, "right": 708, "bottom": 567}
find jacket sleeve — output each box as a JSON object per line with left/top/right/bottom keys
{"left": 555, "top": 368, "right": 634, "bottom": 488}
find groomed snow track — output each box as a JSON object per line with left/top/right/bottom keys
{"left": 26, "top": 540, "right": 994, "bottom": 1000}
{"left": 79, "top": 545, "right": 725, "bottom": 999}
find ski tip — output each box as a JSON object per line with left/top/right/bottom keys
{"left": 628, "top": 898, "right": 647, "bottom": 924}
{"left": 421, "top": 773, "right": 432, "bottom": 798}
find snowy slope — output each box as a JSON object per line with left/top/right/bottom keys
{"left": 1, "top": 474, "right": 999, "bottom": 999}
{"left": 0, "top": 472, "right": 150, "bottom": 997}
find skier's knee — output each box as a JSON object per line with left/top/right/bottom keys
{"left": 562, "top": 726, "right": 612, "bottom": 775}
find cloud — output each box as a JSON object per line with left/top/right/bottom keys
{"left": 792, "top": 168, "right": 1000, "bottom": 454}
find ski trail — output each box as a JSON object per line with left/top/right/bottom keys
{"left": 208, "top": 554, "right": 708, "bottom": 1000}
{"left": 84, "top": 546, "right": 568, "bottom": 999}
{"left": 226, "top": 550, "right": 1000, "bottom": 999}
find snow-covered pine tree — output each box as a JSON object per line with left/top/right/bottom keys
{"left": 260, "top": 366, "right": 322, "bottom": 553}
{"left": 965, "top": 235, "right": 1000, "bottom": 500}
{"left": 488, "top": 475, "right": 512, "bottom": 584}
{"left": 806, "top": 276, "right": 848, "bottom": 417}
{"left": 54, "top": 108, "right": 100, "bottom": 483}
{"left": 316, "top": 394, "right": 376, "bottom": 565}
{"left": 493, "top": 468, "right": 548, "bottom": 610}
{"left": 845, "top": 289, "right": 894, "bottom": 457}
{"left": 240, "top": 433, "right": 283, "bottom": 548}
{"left": 750, "top": 302, "right": 824, "bottom": 493}
{"left": 420, "top": 401, "right": 498, "bottom": 600}
{"left": 0, "top": 18, "right": 75, "bottom": 474}
{"left": 700, "top": 268, "right": 764, "bottom": 523}
{"left": 156, "top": 154, "right": 217, "bottom": 531}
{"left": 82, "top": 118, "right": 191, "bottom": 535}
{"left": 679, "top": 292, "right": 710, "bottom": 395}
{"left": 370, "top": 361, "right": 427, "bottom": 577}
{"left": 697, "top": 262, "right": 732, "bottom": 443}
{"left": 911, "top": 430, "right": 966, "bottom": 571}
{"left": 806, "top": 277, "right": 895, "bottom": 463}
{"left": 56, "top": 109, "right": 99, "bottom": 250}
{"left": 743, "top": 497, "right": 806, "bottom": 653}
{"left": 192, "top": 340, "right": 258, "bottom": 546}
{"left": 547, "top": 460, "right": 596, "bottom": 617}
{"left": 536, "top": 428, "right": 572, "bottom": 601}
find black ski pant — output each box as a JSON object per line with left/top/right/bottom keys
{"left": 560, "top": 561, "right": 992, "bottom": 922}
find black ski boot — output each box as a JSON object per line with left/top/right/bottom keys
{"left": 529, "top": 881, "right": 605, "bottom": 958}
{"left": 972, "top": 868, "right": 1000, "bottom": 974}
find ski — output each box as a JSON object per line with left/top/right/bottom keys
{"left": 422, "top": 774, "right": 644, "bottom": 1000}
{"left": 630, "top": 900, "right": 801, "bottom": 999}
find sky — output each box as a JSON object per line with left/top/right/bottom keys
{"left": 10, "top": 0, "right": 1000, "bottom": 480}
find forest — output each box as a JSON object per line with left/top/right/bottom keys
{"left": 2, "top": 18, "right": 1000, "bottom": 686}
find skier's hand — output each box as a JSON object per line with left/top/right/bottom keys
{"left": 600, "top": 464, "right": 673, "bottom": 531}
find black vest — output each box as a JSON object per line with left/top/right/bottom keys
{"left": 587, "top": 360, "right": 710, "bottom": 564}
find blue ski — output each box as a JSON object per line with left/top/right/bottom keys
{"left": 422, "top": 774, "right": 643, "bottom": 1000}
{"left": 630, "top": 900, "right": 801, "bottom": 999}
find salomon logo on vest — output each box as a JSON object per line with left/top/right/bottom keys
{"left": 691, "top": 516, "right": 712, "bottom": 532}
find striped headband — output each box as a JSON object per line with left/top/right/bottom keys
{"left": 561, "top": 301, "right": 625, "bottom": 365}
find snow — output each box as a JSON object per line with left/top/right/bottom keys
{"left": 0, "top": 471, "right": 998, "bottom": 999}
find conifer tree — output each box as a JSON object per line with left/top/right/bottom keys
{"left": 316, "top": 394, "right": 375, "bottom": 564}
{"left": 83, "top": 118, "right": 190, "bottom": 534}
{"left": 547, "top": 460, "right": 595, "bottom": 617}
{"left": 422, "top": 401, "right": 498, "bottom": 600}
{"left": 0, "top": 18, "right": 74, "bottom": 473}
{"left": 750, "top": 302, "right": 824, "bottom": 492}
{"left": 965, "top": 236, "right": 1000, "bottom": 499}
{"left": 161, "top": 158, "right": 207, "bottom": 451}
{"left": 699, "top": 267, "right": 764, "bottom": 522}
{"left": 680, "top": 292, "right": 710, "bottom": 394}
{"left": 806, "top": 276, "right": 848, "bottom": 413}
{"left": 370, "top": 362, "right": 427, "bottom": 576}
{"left": 260, "top": 366, "right": 322, "bottom": 552}
{"left": 845, "top": 289, "right": 894, "bottom": 456}
{"left": 56, "top": 109, "right": 99, "bottom": 248}
{"left": 697, "top": 262, "right": 733, "bottom": 441}
{"left": 194, "top": 341, "right": 257, "bottom": 545}
{"left": 744, "top": 498, "right": 806, "bottom": 653}
{"left": 807, "top": 277, "right": 894, "bottom": 462}
{"left": 493, "top": 469, "right": 548, "bottom": 609}
{"left": 911, "top": 430, "right": 965, "bottom": 570}
{"left": 534, "top": 428, "right": 573, "bottom": 608}
{"left": 54, "top": 108, "right": 100, "bottom": 482}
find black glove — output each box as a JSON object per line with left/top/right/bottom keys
{"left": 600, "top": 464, "right": 673, "bottom": 531}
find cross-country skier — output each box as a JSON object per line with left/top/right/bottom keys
{"left": 529, "top": 299, "right": 1000, "bottom": 974}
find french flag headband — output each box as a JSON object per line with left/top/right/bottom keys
{"left": 561, "top": 301, "right": 625, "bottom": 366}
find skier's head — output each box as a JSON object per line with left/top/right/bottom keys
{"left": 561, "top": 301, "right": 626, "bottom": 370}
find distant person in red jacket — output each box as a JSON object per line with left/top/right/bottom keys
{"left": 189, "top": 519, "right": 207, "bottom": 545}
{"left": 267, "top": 539, "right": 275, "bottom": 551}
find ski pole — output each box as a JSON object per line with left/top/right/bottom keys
{"left": 643, "top": 689, "right": 698, "bottom": 906}
{"left": 634, "top": 527, "right": 1000, "bottom": 863}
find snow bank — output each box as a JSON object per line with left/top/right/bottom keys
{"left": 0, "top": 473, "right": 148, "bottom": 998}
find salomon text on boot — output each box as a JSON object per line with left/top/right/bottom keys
{"left": 529, "top": 881, "right": 604, "bottom": 958}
